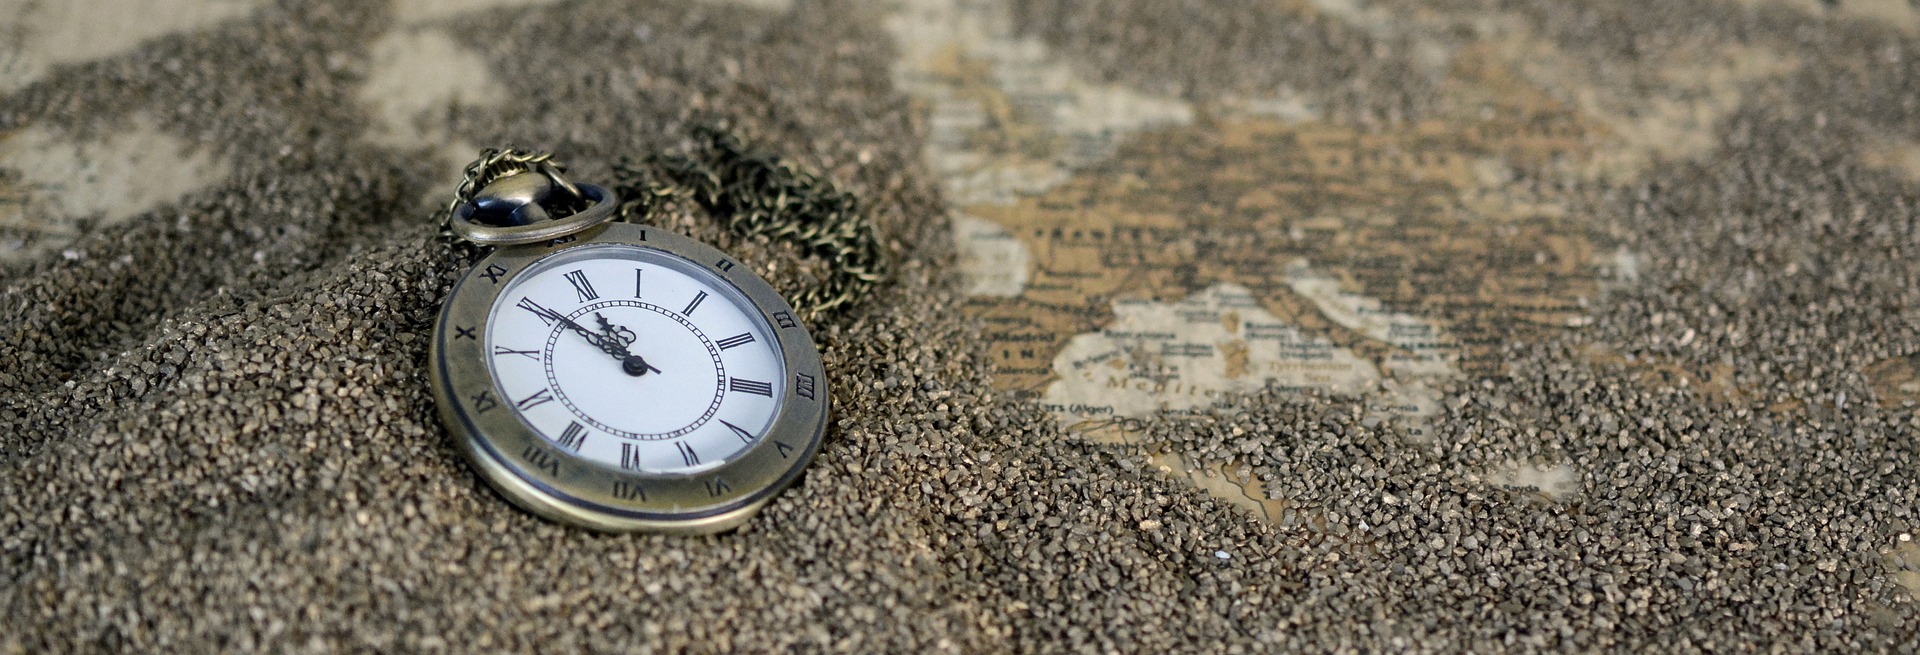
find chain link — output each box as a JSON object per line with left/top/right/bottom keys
{"left": 609, "top": 125, "right": 886, "bottom": 322}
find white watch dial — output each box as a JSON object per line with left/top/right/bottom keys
{"left": 483, "top": 244, "right": 786, "bottom": 474}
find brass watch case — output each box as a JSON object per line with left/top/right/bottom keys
{"left": 430, "top": 223, "right": 828, "bottom": 534}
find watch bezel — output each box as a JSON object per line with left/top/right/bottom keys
{"left": 430, "top": 223, "right": 828, "bottom": 534}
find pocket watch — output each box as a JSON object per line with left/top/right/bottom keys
{"left": 428, "top": 140, "right": 878, "bottom": 534}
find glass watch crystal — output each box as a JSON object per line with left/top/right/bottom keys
{"left": 483, "top": 244, "right": 786, "bottom": 474}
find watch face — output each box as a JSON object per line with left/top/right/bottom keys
{"left": 430, "top": 223, "right": 827, "bottom": 534}
{"left": 484, "top": 244, "right": 784, "bottom": 474}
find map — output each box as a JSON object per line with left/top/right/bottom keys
{"left": 881, "top": 0, "right": 1815, "bottom": 513}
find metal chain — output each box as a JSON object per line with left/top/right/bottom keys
{"left": 440, "top": 130, "right": 887, "bottom": 321}
{"left": 609, "top": 125, "right": 886, "bottom": 321}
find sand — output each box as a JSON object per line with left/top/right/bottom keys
{"left": 3, "top": 0, "right": 1920, "bottom": 652}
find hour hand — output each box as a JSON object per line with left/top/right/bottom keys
{"left": 595, "top": 313, "right": 638, "bottom": 349}
{"left": 597, "top": 313, "right": 660, "bottom": 376}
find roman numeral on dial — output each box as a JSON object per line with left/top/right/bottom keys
{"left": 564, "top": 269, "right": 598, "bottom": 302}
{"left": 728, "top": 378, "right": 773, "bottom": 397}
{"left": 515, "top": 388, "right": 555, "bottom": 410}
{"left": 720, "top": 419, "right": 755, "bottom": 443}
{"left": 683, "top": 291, "right": 708, "bottom": 316}
{"left": 620, "top": 443, "right": 643, "bottom": 470}
{"left": 554, "top": 421, "right": 587, "bottom": 451}
{"left": 492, "top": 346, "right": 540, "bottom": 361}
{"left": 517, "top": 298, "right": 557, "bottom": 326}
{"left": 676, "top": 441, "right": 700, "bottom": 467}
{"left": 715, "top": 333, "right": 755, "bottom": 351}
